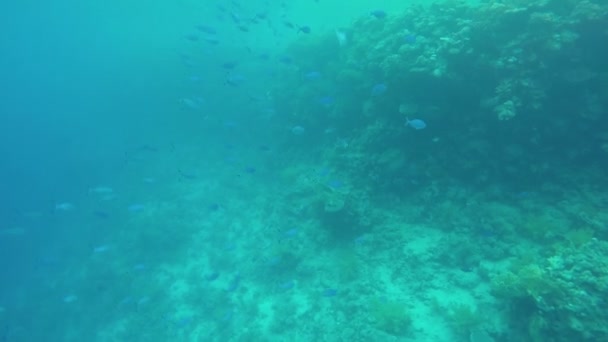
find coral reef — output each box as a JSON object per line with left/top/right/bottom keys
{"left": 491, "top": 239, "right": 608, "bottom": 340}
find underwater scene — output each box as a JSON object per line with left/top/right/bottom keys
{"left": 1, "top": 0, "right": 607, "bottom": 341}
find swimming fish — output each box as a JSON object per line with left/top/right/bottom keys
{"left": 55, "top": 202, "right": 74, "bottom": 211}
{"left": 406, "top": 118, "right": 427, "bottom": 130}
{"left": 196, "top": 24, "right": 217, "bottom": 34}
{"left": 304, "top": 71, "right": 321, "bottom": 80}
{"left": 291, "top": 125, "right": 306, "bottom": 135}
{"left": 371, "top": 83, "right": 387, "bottom": 96}
{"left": 370, "top": 10, "right": 387, "bottom": 19}
{"left": 63, "top": 295, "right": 78, "bottom": 303}
{"left": 335, "top": 29, "right": 347, "bottom": 46}
{"left": 322, "top": 288, "right": 338, "bottom": 297}
{"left": 317, "top": 96, "right": 335, "bottom": 106}
{"left": 404, "top": 34, "right": 417, "bottom": 45}
{"left": 298, "top": 25, "right": 311, "bottom": 34}
{"left": 89, "top": 186, "right": 114, "bottom": 194}
{"left": 93, "top": 245, "right": 111, "bottom": 253}
{"left": 179, "top": 97, "right": 205, "bottom": 110}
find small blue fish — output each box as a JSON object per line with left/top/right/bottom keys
{"left": 179, "top": 97, "right": 204, "bottom": 110}
{"left": 196, "top": 25, "right": 217, "bottom": 34}
{"left": 317, "top": 96, "right": 335, "bottom": 106}
{"left": 224, "top": 242, "right": 237, "bottom": 251}
{"left": 55, "top": 202, "right": 74, "bottom": 211}
{"left": 278, "top": 280, "right": 295, "bottom": 291}
{"left": 128, "top": 204, "right": 145, "bottom": 212}
{"left": 89, "top": 186, "right": 114, "bottom": 194}
{"left": 119, "top": 296, "right": 134, "bottom": 306}
{"left": 184, "top": 33, "right": 199, "bottom": 42}
{"left": 204, "top": 37, "right": 220, "bottom": 45}
{"left": 227, "top": 274, "right": 241, "bottom": 292}
{"left": 205, "top": 272, "right": 220, "bottom": 281}
{"left": 222, "top": 61, "right": 238, "bottom": 70}
{"left": 354, "top": 234, "right": 370, "bottom": 245}
{"left": 226, "top": 73, "right": 246, "bottom": 86}
{"left": 279, "top": 56, "right": 293, "bottom": 64}
{"left": 370, "top": 10, "right": 387, "bottom": 19}
{"left": 322, "top": 288, "right": 338, "bottom": 297}
{"left": 327, "top": 179, "right": 344, "bottom": 190}
{"left": 175, "top": 316, "right": 194, "bottom": 327}
{"left": 230, "top": 12, "right": 241, "bottom": 23}
{"left": 93, "top": 211, "right": 110, "bottom": 219}
{"left": 63, "top": 294, "right": 78, "bottom": 303}
{"left": 221, "top": 309, "right": 234, "bottom": 322}
{"left": 371, "top": 83, "right": 387, "bottom": 96}
{"left": 291, "top": 125, "right": 306, "bottom": 135}
{"left": 335, "top": 29, "right": 347, "bottom": 46}
{"left": 281, "top": 228, "right": 299, "bottom": 240}
{"left": 298, "top": 26, "right": 311, "bottom": 34}
{"left": 405, "top": 118, "right": 426, "bottom": 130}
{"left": 404, "top": 34, "right": 417, "bottom": 45}
{"left": 266, "top": 256, "right": 282, "bottom": 267}
{"left": 137, "top": 296, "right": 150, "bottom": 306}
{"left": 93, "top": 245, "right": 111, "bottom": 253}
{"left": 304, "top": 71, "right": 321, "bottom": 80}
{"left": 133, "top": 264, "right": 147, "bottom": 271}
{"left": 178, "top": 169, "right": 198, "bottom": 179}
{"left": 317, "top": 167, "right": 331, "bottom": 177}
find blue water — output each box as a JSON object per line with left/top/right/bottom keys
{"left": 1, "top": 1, "right": 607, "bottom": 341}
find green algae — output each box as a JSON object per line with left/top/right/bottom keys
{"left": 370, "top": 299, "right": 412, "bottom": 336}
